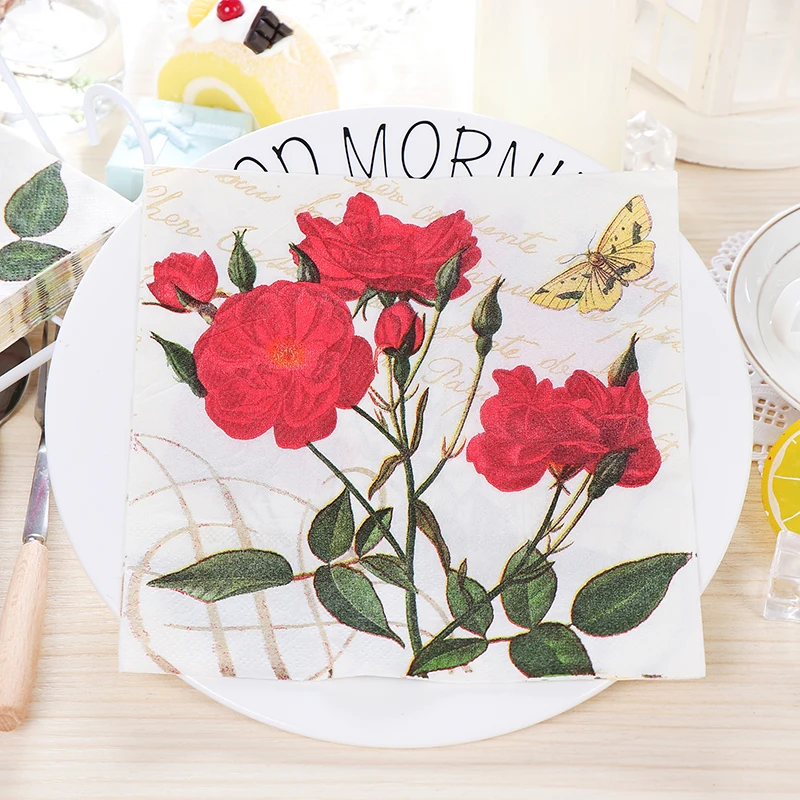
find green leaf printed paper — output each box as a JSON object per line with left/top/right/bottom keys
{"left": 0, "top": 125, "right": 130, "bottom": 347}
{"left": 120, "top": 166, "right": 705, "bottom": 682}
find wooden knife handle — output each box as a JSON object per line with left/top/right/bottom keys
{"left": 0, "top": 540, "right": 48, "bottom": 732}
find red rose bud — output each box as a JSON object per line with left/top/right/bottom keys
{"left": 374, "top": 301, "right": 425, "bottom": 357}
{"left": 607, "top": 333, "right": 639, "bottom": 387}
{"left": 147, "top": 251, "right": 218, "bottom": 312}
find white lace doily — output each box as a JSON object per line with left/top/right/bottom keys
{"left": 709, "top": 231, "right": 800, "bottom": 472}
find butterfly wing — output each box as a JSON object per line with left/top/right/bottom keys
{"left": 597, "top": 195, "right": 653, "bottom": 256}
{"left": 530, "top": 261, "right": 592, "bottom": 310}
{"left": 605, "top": 240, "right": 656, "bottom": 282}
{"left": 578, "top": 268, "right": 623, "bottom": 313}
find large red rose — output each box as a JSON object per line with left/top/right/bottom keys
{"left": 466, "top": 366, "right": 661, "bottom": 493}
{"left": 148, "top": 251, "right": 218, "bottom": 311}
{"left": 194, "top": 281, "right": 375, "bottom": 449}
{"left": 564, "top": 370, "right": 661, "bottom": 488}
{"left": 293, "top": 193, "right": 481, "bottom": 301}
{"left": 466, "top": 366, "right": 605, "bottom": 492}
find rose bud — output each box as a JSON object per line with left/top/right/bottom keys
{"left": 607, "top": 333, "right": 639, "bottom": 387}
{"left": 147, "top": 251, "right": 218, "bottom": 312}
{"left": 472, "top": 277, "right": 504, "bottom": 356}
{"left": 434, "top": 249, "right": 466, "bottom": 311}
{"left": 374, "top": 301, "right": 425, "bottom": 357}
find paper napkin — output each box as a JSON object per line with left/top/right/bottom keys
{"left": 0, "top": 125, "right": 131, "bottom": 349}
{"left": 120, "top": 167, "right": 704, "bottom": 682}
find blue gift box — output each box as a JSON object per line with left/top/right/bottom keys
{"left": 106, "top": 99, "right": 254, "bottom": 200}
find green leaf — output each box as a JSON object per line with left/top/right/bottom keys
{"left": 5, "top": 162, "right": 68, "bottom": 238}
{"left": 446, "top": 568, "right": 493, "bottom": 636}
{"left": 360, "top": 554, "right": 415, "bottom": 591}
{"left": 308, "top": 489, "right": 354, "bottom": 563}
{"left": 0, "top": 239, "right": 69, "bottom": 281}
{"left": 501, "top": 544, "right": 557, "bottom": 629}
{"left": 509, "top": 623, "right": 594, "bottom": 678}
{"left": 408, "top": 637, "right": 488, "bottom": 677}
{"left": 355, "top": 507, "right": 393, "bottom": 555}
{"left": 367, "top": 454, "right": 403, "bottom": 500}
{"left": 228, "top": 230, "right": 257, "bottom": 293}
{"left": 150, "top": 332, "right": 207, "bottom": 397}
{"left": 147, "top": 548, "right": 293, "bottom": 602}
{"left": 408, "top": 387, "right": 429, "bottom": 454}
{"left": 571, "top": 552, "right": 692, "bottom": 637}
{"left": 414, "top": 498, "right": 450, "bottom": 570}
{"left": 314, "top": 564, "right": 403, "bottom": 645}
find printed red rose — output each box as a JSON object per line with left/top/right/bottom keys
{"left": 293, "top": 192, "right": 481, "bottom": 301}
{"left": 374, "top": 301, "right": 424, "bottom": 355}
{"left": 466, "top": 366, "right": 605, "bottom": 492}
{"left": 564, "top": 370, "right": 661, "bottom": 488}
{"left": 147, "top": 251, "right": 218, "bottom": 312}
{"left": 194, "top": 281, "right": 375, "bottom": 449}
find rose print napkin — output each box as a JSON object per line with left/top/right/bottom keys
{"left": 120, "top": 166, "right": 705, "bottom": 682}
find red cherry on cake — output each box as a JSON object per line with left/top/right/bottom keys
{"left": 217, "top": 0, "right": 245, "bottom": 21}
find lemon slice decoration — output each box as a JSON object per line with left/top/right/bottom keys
{"left": 188, "top": 0, "right": 216, "bottom": 27}
{"left": 762, "top": 419, "right": 800, "bottom": 533}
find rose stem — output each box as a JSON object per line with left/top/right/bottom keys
{"left": 547, "top": 496, "right": 594, "bottom": 555}
{"left": 534, "top": 474, "right": 591, "bottom": 546}
{"left": 351, "top": 405, "right": 403, "bottom": 451}
{"left": 406, "top": 308, "right": 442, "bottom": 389}
{"left": 414, "top": 351, "right": 487, "bottom": 499}
{"left": 407, "top": 484, "right": 567, "bottom": 670}
{"left": 305, "top": 442, "right": 406, "bottom": 559}
{"left": 390, "top": 355, "right": 424, "bottom": 655}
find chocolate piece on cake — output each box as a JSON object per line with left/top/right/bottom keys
{"left": 244, "top": 6, "right": 293, "bottom": 54}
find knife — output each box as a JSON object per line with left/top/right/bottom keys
{"left": 0, "top": 322, "right": 52, "bottom": 731}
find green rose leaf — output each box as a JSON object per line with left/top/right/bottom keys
{"left": 5, "top": 162, "right": 68, "bottom": 238}
{"left": 446, "top": 567, "right": 493, "bottom": 636}
{"left": 501, "top": 544, "right": 557, "bottom": 629}
{"left": 150, "top": 332, "right": 207, "bottom": 398}
{"left": 367, "top": 454, "right": 403, "bottom": 500}
{"left": 354, "top": 507, "right": 393, "bottom": 556}
{"left": 360, "top": 553, "right": 415, "bottom": 591}
{"left": 147, "top": 548, "right": 293, "bottom": 602}
{"left": 228, "top": 230, "right": 257, "bottom": 293}
{"left": 314, "top": 564, "right": 403, "bottom": 645}
{"left": 509, "top": 623, "right": 594, "bottom": 678}
{"left": 414, "top": 498, "right": 450, "bottom": 570}
{"left": 308, "top": 488, "right": 355, "bottom": 563}
{"left": 571, "top": 552, "right": 692, "bottom": 637}
{"left": 408, "top": 636, "right": 488, "bottom": 677}
{"left": 353, "top": 287, "right": 379, "bottom": 320}
{"left": 408, "top": 387, "right": 429, "bottom": 455}
{"left": 0, "top": 239, "right": 69, "bottom": 281}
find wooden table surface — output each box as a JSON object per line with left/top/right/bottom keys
{"left": 2, "top": 2, "right": 800, "bottom": 797}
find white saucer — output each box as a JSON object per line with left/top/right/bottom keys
{"left": 729, "top": 203, "right": 800, "bottom": 408}
{"left": 45, "top": 108, "right": 752, "bottom": 748}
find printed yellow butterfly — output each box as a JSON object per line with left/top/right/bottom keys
{"left": 530, "top": 195, "right": 655, "bottom": 313}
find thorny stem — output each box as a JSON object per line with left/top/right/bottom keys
{"left": 409, "top": 481, "right": 597, "bottom": 672}
{"left": 415, "top": 351, "right": 487, "bottom": 498}
{"left": 352, "top": 404, "right": 403, "bottom": 451}
{"left": 306, "top": 442, "right": 405, "bottom": 559}
{"left": 406, "top": 307, "right": 442, "bottom": 388}
{"left": 391, "top": 354, "right": 423, "bottom": 655}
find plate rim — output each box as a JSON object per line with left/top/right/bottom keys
{"left": 46, "top": 107, "right": 752, "bottom": 748}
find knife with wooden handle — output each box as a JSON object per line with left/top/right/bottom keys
{"left": 0, "top": 322, "right": 52, "bottom": 731}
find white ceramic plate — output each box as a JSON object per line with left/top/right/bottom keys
{"left": 46, "top": 108, "right": 752, "bottom": 748}
{"left": 728, "top": 203, "right": 800, "bottom": 407}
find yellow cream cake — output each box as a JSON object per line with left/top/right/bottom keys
{"left": 158, "top": 0, "right": 338, "bottom": 128}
